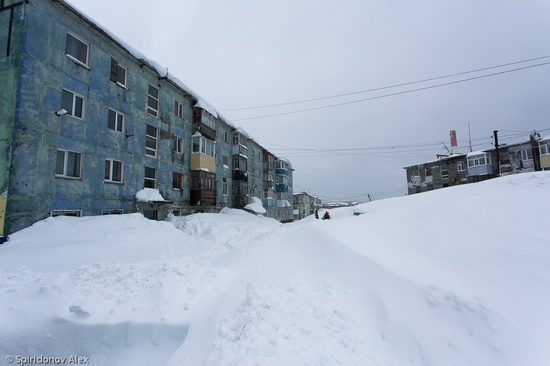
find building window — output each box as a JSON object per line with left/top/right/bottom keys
{"left": 175, "top": 101, "right": 184, "bottom": 119}
{"left": 144, "top": 167, "right": 156, "bottom": 188}
{"left": 61, "top": 89, "right": 85, "bottom": 119}
{"left": 146, "top": 125, "right": 158, "bottom": 157}
{"left": 66, "top": 32, "right": 89, "bottom": 67}
{"left": 521, "top": 149, "right": 533, "bottom": 161}
{"left": 457, "top": 161, "right": 465, "bottom": 171}
{"left": 468, "top": 154, "right": 491, "bottom": 167}
{"left": 540, "top": 140, "right": 550, "bottom": 155}
{"left": 224, "top": 131, "right": 229, "bottom": 143}
{"left": 147, "top": 84, "right": 159, "bottom": 117}
{"left": 51, "top": 210, "right": 82, "bottom": 217}
{"left": 107, "top": 109, "right": 124, "bottom": 133}
{"left": 222, "top": 181, "right": 228, "bottom": 196}
{"left": 56, "top": 149, "right": 81, "bottom": 178}
{"left": 222, "top": 155, "right": 229, "bottom": 166}
{"left": 192, "top": 135, "right": 215, "bottom": 157}
{"left": 110, "top": 58, "right": 127, "bottom": 87}
{"left": 174, "top": 136, "right": 183, "bottom": 154}
{"left": 440, "top": 166, "right": 449, "bottom": 178}
{"left": 105, "top": 159, "right": 123, "bottom": 183}
{"left": 173, "top": 172, "right": 183, "bottom": 190}
{"left": 102, "top": 209, "right": 123, "bottom": 215}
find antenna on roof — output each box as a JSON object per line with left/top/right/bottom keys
{"left": 441, "top": 142, "right": 452, "bottom": 155}
{"left": 468, "top": 122, "right": 473, "bottom": 152}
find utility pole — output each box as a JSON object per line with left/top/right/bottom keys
{"left": 493, "top": 130, "right": 500, "bottom": 177}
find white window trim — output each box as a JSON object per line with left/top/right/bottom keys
{"left": 51, "top": 209, "right": 82, "bottom": 217}
{"left": 467, "top": 154, "right": 491, "bottom": 168}
{"left": 539, "top": 141, "right": 550, "bottom": 155}
{"left": 175, "top": 136, "right": 184, "bottom": 154}
{"left": 116, "top": 65, "right": 127, "bottom": 88}
{"left": 56, "top": 149, "right": 82, "bottom": 179}
{"left": 175, "top": 101, "right": 184, "bottom": 119}
{"left": 107, "top": 108, "right": 125, "bottom": 133}
{"left": 521, "top": 149, "right": 533, "bottom": 161}
{"left": 105, "top": 158, "right": 124, "bottom": 183}
{"left": 62, "top": 89, "right": 86, "bottom": 120}
{"left": 66, "top": 32, "right": 90, "bottom": 68}
{"left": 146, "top": 125, "right": 158, "bottom": 157}
{"left": 147, "top": 84, "right": 159, "bottom": 117}
{"left": 144, "top": 167, "right": 156, "bottom": 188}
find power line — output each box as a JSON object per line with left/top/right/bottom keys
{"left": 219, "top": 55, "right": 550, "bottom": 112}
{"left": 230, "top": 61, "right": 550, "bottom": 122}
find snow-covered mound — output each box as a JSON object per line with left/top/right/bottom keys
{"left": 1, "top": 173, "right": 550, "bottom": 366}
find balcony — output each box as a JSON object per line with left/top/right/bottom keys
{"left": 233, "top": 169, "right": 248, "bottom": 181}
{"left": 276, "top": 183, "right": 289, "bottom": 192}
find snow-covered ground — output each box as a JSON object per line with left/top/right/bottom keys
{"left": 1, "top": 172, "right": 549, "bottom": 366}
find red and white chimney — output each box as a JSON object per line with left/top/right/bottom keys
{"left": 450, "top": 130, "right": 458, "bottom": 154}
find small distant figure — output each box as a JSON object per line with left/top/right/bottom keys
{"left": 315, "top": 209, "right": 319, "bottom": 219}
{"left": 322, "top": 211, "right": 330, "bottom": 220}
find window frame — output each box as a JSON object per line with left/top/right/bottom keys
{"left": 144, "top": 166, "right": 156, "bottom": 188}
{"left": 440, "top": 166, "right": 449, "bottom": 178}
{"left": 146, "top": 124, "right": 158, "bottom": 157}
{"left": 65, "top": 32, "right": 90, "bottom": 68}
{"left": 173, "top": 172, "right": 184, "bottom": 190}
{"left": 61, "top": 89, "right": 86, "bottom": 120}
{"left": 175, "top": 100, "right": 184, "bottom": 119}
{"left": 55, "top": 149, "right": 82, "bottom": 179}
{"left": 174, "top": 136, "right": 184, "bottom": 155}
{"left": 107, "top": 108, "right": 124, "bottom": 133}
{"left": 147, "top": 84, "right": 160, "bottom": 117}
{"left": 521, "top": 149, "right": 533, "bottom": 161}
{"left": 467, "top": 153, "right": 492, "bottom": 168}
{"left": 51, "top": 209, "right": 82, "bottom": 217}
{"left": 192, "top": 135, "right": 215, "bottom": 157}
{"left": 104, "top": 158, "right": 124, "bottom": 183}
{"left": 110, "top": 58, "right": 127, "bottom": 87}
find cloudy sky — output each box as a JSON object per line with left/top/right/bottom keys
{"left": 68, "top": 0, "right": 550, "bottom": 202}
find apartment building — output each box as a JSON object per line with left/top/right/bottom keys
{"left": 0, "top": 0, "right": 293, "bottom": 240}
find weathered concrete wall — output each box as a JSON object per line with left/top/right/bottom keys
{"left": 0, "top": 2, "right": 26, "bottom": 238}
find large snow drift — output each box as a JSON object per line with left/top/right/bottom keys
{"left": 1, "top": 172, "right": 549, "bottom": 365}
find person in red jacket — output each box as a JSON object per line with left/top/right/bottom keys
{"left": 322, "top": 211, "right": 330, "bottom": 220}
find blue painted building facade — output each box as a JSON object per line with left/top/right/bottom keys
{"left": 0, "top": 0, "right": 294, "bottom": 239}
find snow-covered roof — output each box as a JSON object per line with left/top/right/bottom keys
{"left": 466, "top": 150, "right": 491, "bottom": 157}
{"left": 403, "top": 153, "right": 466, "bottom": 169}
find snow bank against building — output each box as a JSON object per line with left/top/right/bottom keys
{"left": 1, "top": 172, "right": 550, "bottom": 365}
{"left": 244, "top": 196, "right": 267, "bottom": 214}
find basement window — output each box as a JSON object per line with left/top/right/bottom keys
{"left": 51, "top": 210, "right": 82, "bottom": 217}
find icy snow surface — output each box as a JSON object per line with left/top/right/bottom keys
{"left": 1, "top": 173, "right": 550, "bottom": 365}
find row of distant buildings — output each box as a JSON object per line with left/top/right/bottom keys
{"left": 404, "top": 130, "right": 549, "bottom": 194}
{"left": 0, "top": 0, "right": 294, "bottom": 241}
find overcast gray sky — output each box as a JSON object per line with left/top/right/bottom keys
{"left": 68, "top": 0, "right": 550, "bottom": 202}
